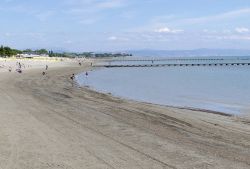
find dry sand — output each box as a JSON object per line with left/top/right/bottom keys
{"left": 0, "top": 59, "right": 250, "bottom": 169}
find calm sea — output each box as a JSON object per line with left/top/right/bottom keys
{"left": 76, "top": 57, "right": 250, "bottom": 116}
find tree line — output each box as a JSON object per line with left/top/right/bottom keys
{"left": 0, "top": 46, "right": 50, "bottom": 57}
{"left": 0, "top": 45, "right": 22, "bottom": 57}
{"left": 0, "top": 45, "right": 132, "bottom": 58}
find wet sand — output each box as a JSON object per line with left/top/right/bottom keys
{"left": 0, "top": 61, "right": 250, "bottom": 169}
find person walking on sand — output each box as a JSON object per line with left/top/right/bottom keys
{"left": 46, "top": 65, "right": 48, "bottom": 70}
{"left": 70, "top": 74, "right": 75, "bottom": 80}
{"left": 70, "top": 74, "right": 75, "bottom": 87}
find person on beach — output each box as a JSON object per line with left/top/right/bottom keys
{"left": 85, "top": 72, "right": 88, "bottom": 77}
{"left": 70, "top": 74, "right": 75, "bottom": 87}
{"left": 46, "top": 65, "right": 48, "bottom": 70}
{"left": 70, "top": 74, "right": 75, "bottom": 80}
{"left": 16, "top": 69, "right": 22, "bottom": 73}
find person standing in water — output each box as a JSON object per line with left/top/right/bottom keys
{"left": 85, "top": 72, "right": 88, "bottom": 77}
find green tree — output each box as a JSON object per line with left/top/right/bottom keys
{"left": 0, "top": 45, "right": 5, "bottom": 57}
{"left": 48, "top": 50, "right": 54, "bottom": 57}
{"left": 23, "top": 49, "right": 33, "bottom": 54}
{"left": 35, "top": 49, "right": 48, "bottom": 55}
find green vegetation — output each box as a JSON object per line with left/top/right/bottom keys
{"left": 94, "top": 53, "right": 132, "bottom": 58}
{"left": 0, "top": 45, "right": 22, "bottom": 57}
{"left": 49, "top": 52, "right": 132, "bottom": 58}
{"left": 48, "top": 51, "right": 69, "bottom": 57}
{"left": 23, "top": 48, "right": 48, "bottom": 55}
{"left": 0, "top": 45, "right": 132, "bottom": 58}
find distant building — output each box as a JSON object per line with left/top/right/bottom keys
{"left": 16, "top": 54, "right": 49, "bottom": 59}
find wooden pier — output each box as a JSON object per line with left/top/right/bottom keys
{"left": 94, "top": 62, "right": 250, "bottom": 68}
{"left": 110, "top": 58, "right": 223, "bottom": 62}
{"left": 109, "top": 58, "right": 250, "bottom": 62}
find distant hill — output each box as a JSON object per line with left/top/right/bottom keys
{"left": 128, "top": 49, "right": 250, "bottom": 57}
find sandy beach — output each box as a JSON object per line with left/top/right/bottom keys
{"left": 0, "top": 59, "right": 250, "bottom": 169}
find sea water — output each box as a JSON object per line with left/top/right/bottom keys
{"left": 76, "top": 57, "right": 250, "bottom": 115}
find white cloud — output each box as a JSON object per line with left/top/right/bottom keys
{"left": 141, "top": 7, "right": 250, "bottom": 35}
{"left": 199, "top": 28, "right": 250, "bottom": 41}
{"left": 235, "top": 27, "right": 249, "bottom": 33}
{"left": 171, "top": 8, "right": 250, "bottom": 25}
{"left": 217, "top": 35, "right": 250, "bottom": 40}
{"left": 108, "top": 36, "right": 129, "bottom": 41}
{"left": 154, "top": 27, "right": 183, "bottom": 33}
{"left": 108, "top": 36, "right": 118, "bottom": 40}
{"left": 202, "top": 29, "right": 218, "bottom": 33}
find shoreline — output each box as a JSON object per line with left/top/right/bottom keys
{"left": 80, "top": 84, "right": 234, "bottom": 117}
{"left": 0, "top": 59, "right": 250, "bottom": 168}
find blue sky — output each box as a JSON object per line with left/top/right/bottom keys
{"left": 1, "top": 0, "right": 250, "bottom": 52}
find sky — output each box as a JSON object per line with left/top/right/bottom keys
{"left": 1, "top": 0, "right": 250, "bottom": 52}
